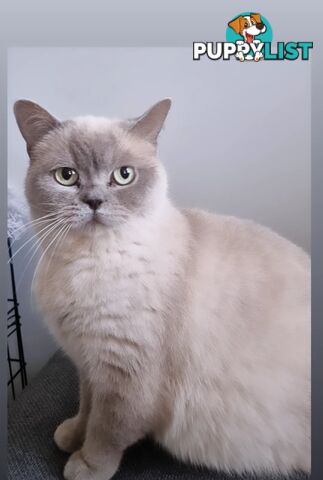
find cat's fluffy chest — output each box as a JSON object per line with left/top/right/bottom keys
{"left": 64, "top": 243, "right": 155, "bottom": 311}
{"left": 34, "top": 231, "right": 170, "bottom": 367}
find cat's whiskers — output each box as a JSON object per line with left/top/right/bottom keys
{"left": 9, "top": 214, "right": 75, "bottom": 261}
{"left": 43, "top": 222, "right": 72, "bottom": 278}
{"left": 9, "top": 216, "right": 70, "bottom": 262}
{"left": 10, "top": 211, "right": 64, "bottom": 241}
{"left": 31, "top": 219, "right": 72, "bottom": 297}
{"left": 17, "top": 218, "right": 71, "bottom": 288}
{"left": 10, "top": 206, "right": 77, "bottom": 244}
{"left": 28, "top": 200, "right": 77, "bottom": 209}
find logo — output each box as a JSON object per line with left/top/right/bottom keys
{"left": 193, "top": 12, "right": 313, "bottom": 62}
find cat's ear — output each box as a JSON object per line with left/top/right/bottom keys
{"left": 129, "top": 98, "right": 171, "bottom": 145}
{"left": 14, "top": 100, "right": 60, "bottom": 154}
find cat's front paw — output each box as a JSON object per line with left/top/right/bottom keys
{"left": 64, "top": 450, "right": 119, "bottom": 480}
{"left": 64, "top": 451, "right": 93, "bottom": 480}
{"left": 54, "top": 416, "right": 85, "bottom": 453}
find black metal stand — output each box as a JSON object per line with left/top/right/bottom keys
{"left": 7, "top": 237, "right": 28, "bottom": 399}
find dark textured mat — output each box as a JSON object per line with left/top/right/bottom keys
{"left": 8, "top": 350, "right": 309, "bottom": 480}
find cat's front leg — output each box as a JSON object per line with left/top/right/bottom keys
{"left": 64, "top": 389, "right": 146, "bottom": 480}
{"left": 54, "top": 373, "right": 91, "bottom": 453}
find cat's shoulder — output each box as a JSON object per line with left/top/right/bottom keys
{"left": 180, "top": 207, "right": 261, "bottom": 236}
{"left": 180, "top": 207, "right": 309, "bottom": 263}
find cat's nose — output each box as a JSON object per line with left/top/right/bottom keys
{"left": 82, "top": 198, "right": 103, "bottom": 211}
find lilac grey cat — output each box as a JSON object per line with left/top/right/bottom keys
{"left": 14, "top": 98, "right": 310, "bottom": 480}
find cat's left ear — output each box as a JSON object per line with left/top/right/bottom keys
{"left": 14, "top": 100, "right": 60, "bottom": 155}
{"left": 129, "top": 98, "right": 172, "bottom": 145}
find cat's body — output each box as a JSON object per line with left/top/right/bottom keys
{"left": 14, "top": 99, "right": 310, "bottom": 480}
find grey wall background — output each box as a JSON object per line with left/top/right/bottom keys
{"left": 7, "top": 47, "right": 310, "bottom": 382}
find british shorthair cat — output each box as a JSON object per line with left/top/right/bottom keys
{"left": 14, "top": 99, "right": 310, "bottom": 480}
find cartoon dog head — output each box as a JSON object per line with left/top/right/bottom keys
{"left": 228, "top": 13, "right": 266, "bottom": 43}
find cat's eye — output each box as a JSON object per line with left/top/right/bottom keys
{"left": 54, "top": 167, "right": 79, "bottom": 186}
{"left": 112, "top": 166, "right": 135, "bottom": 186}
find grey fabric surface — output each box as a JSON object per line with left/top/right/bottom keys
{"left": 8, "top": 350, "right": 309, "bottom": 480}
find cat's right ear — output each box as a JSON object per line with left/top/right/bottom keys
{"left": 13, "top": 100, "right": 60, "bottom": 155}
{"left": 128, "top": 98, "right": 172, "bottom": 145}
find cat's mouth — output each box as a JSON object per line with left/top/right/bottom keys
{"left": 90, "top": 212, "right": 105, "bottom": 225}
{"left": 82, "top": 211, "right": 122, "bottom": 229}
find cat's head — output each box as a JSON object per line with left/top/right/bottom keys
{"left": 14, "top": 99, "right": 171, "bottom": 233}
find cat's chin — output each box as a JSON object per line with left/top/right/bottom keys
{"left": 81, "top": 214, "right": 120, "bottom": 232}
{"left": 91, "top": 214, "right": 105, "bottom": 226}
{"left": 87, "top": 216, "right": 109, "bottom": 229}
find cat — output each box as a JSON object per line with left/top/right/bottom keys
{"left": 14, "top": 98, "right": 310, "bottom": 480}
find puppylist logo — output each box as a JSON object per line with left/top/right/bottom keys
{"left": 193, "top": 12, "right": 313, "bottom": 62}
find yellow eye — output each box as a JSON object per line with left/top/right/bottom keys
{"left": 112, "top": 166, "right": 135, "bottom": 186}
{"left": 54, "top": 167, "right": 79, "bottom": 186}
